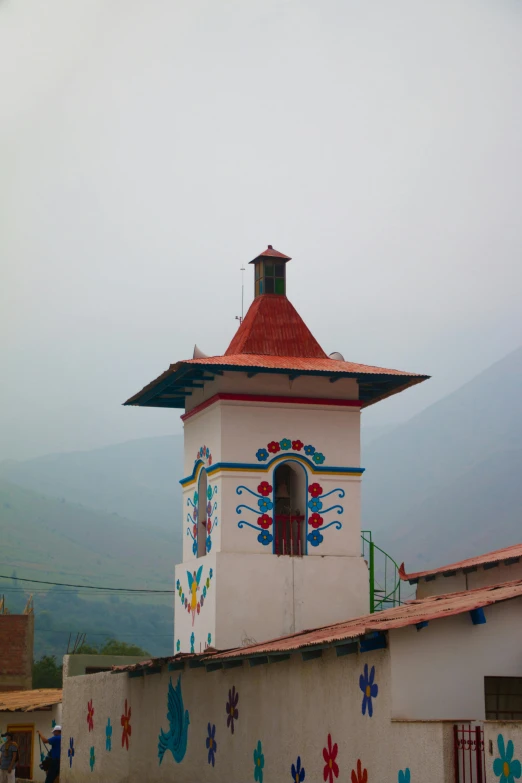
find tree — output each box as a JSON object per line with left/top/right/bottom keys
{"left": 75, "top": 638, "right": 149, "bottom": 656}
{"left": 33, "top": 655, "right": 63, "bottom": 688}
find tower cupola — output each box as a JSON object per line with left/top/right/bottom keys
{"left": 250, "top": 244, "right": 291, "bottom": 297}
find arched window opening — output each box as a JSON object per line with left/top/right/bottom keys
{"left": 197, "top": 469, "right": 208, "bottom": 558}
{"left": 273, "top": 462, "right": 306, "bottom": 556}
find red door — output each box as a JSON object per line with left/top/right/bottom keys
{"left": 7, "top": 726, "right": 33, "bottom": 780}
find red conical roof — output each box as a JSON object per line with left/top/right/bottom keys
{"left": 249, "top": 245, "right": 292, "bottom": 264}
{"left": 225, "top": 295, "right": 327, "bottom": 358}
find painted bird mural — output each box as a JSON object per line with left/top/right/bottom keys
{"left": 187, "top": 565, "right": 203, "bottom": 625}
{"left": 158, "top": 676, "right": 190, "bottom": 765}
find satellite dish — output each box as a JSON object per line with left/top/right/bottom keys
{"left": 329, "top": 351, "right": 345, "bottom": 361}
{"left": 193, "top": 344, "right": 208, "bottom": 359}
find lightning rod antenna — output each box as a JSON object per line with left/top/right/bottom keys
{"left": 235, "top": 264, "right": 246, "bottom": 325}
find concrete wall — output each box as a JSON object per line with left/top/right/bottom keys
{"left": 0, "top": 613, "right": 34, "bottom": 691}
{"left": 0, "top": 703, "right": 61, "bottom": 782}
{"left": 63, "top": 655, "right": 148, "bottom": 679}
{"left": 415, "top": 560, "right": 522, "bottom": 599}
{"left": 483, "top": 721, "right": 522, "bottom": 782}
{"left": 390, "top": 596, "right": 522, "bottom": 720}
{"left": 60, "top": 646, "right": 457, "bottom": 783}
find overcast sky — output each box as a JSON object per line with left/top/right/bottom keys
{"left": 1, "top": 0, "right": 521, "bottom": 461}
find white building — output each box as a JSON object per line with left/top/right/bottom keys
{"left": 60, "top": 246, "right": 522, "bottom": 782}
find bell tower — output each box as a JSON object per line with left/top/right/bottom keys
{"left": 124, "top": 245, "right": 429, "bottom": 654}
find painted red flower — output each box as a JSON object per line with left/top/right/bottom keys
{"left": 323, "top": 734, "right": 339, "bottom": 782}
{"left": 257, "top": 514, "right": 273, "bottom": 529}
{"left": 208, "top": 455, "right": 212, "bottom": 465}
{"left": 267, "top": 441, "right": 280, "bottom": 454}
{"left": 121, "top": 699, "right": 131, "bottom": 750}
{"left": 351, "top": 760, "right": 367, "bottom": 783}
{"left": 292, "top": 439, "right": 304, "bottom": 451}
{"left": 309, "top": 512, "right": 324, "bottom": 528}
{"left": 193, "top": 524, "right": 197, "bottom": 538}
{"left": 87, "top": 699, "right": 94, "bottom": 732}
{"left": 207, "top": 519, "right": 212, "bottom": 533}
{"left": 257, "top": 481, "right": 273, "bottom": 497}
{"left": 309, "top": 483, "right": 323, "bottom": 498}
{"left": 197, "top": 602, "right": 201, "bottom": 614}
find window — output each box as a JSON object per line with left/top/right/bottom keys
{"left": 273, "top": 462, "right": 306, "bottom": 556}
{"left": 197, "top": 469, "right": 208, "bottom": 558}
{"left": 255, "top": 261, "right": 286, "bottom": 297}
{"left": 485, "top": 677, "right": 522, "bottom": 719}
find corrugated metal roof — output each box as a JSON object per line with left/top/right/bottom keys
{"left": 225, "top": 296, "right": 328, "bottom": 358}
{"left": 188, "top": 353, "right": 425, "bottom": 376}
{"left": 0, "top": 689, "right": 62, "bottom": 712}
{"left": 112, "top": 580, "right": 522, "bottom": 671}
{"left": 249, "top": 245, "right": 291, "bottom": 264}
{"left": 400, "top": 542, "right": 522, "bottom": 583}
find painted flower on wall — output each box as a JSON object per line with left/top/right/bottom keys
{"left": 121, "top": 699, "right": 132, "bottom": 749}
{"left": 258, "top": 497, "right": 273, "bottom": 512}
{"left": 206, "top": 723, "right": 217, "bottom": 767}
{"left": 307, "top": 530, "right": 324, "bottom": 547}
{"left": 292, "top": 440, "right": 303, "bottom": 451}
{"left": 322, "top": 734, "right": 339, "bottom": 783}
{"left": 226, "top": 686, "right": 239, "bottom": 733}
{"left": 89, "top": 746, "right": 95, "bottom": 772}
{"left": 359, "top": 664, "right": 379, "bottom": 717}
{"left": 351, "top": 759, "right": 368, "bottom": 783}
{"left": 256, "top": 448, "right": 269, "bottom": 462}
{"left": 309, "top": 512, "right": 324, "bottom": 529}
{"left": 106, "top": 718, "right": 113, "bottom": 751}
{"left": 257, "top": 481, "right": 273, "bottom": 497}
{"left": 176, "top": 639, "right": 181, "bottom": 652}
{"left": 308, "top": 497, "right": 323, "bottom": 512}
{"left": 257, "top": 514, "right": 273, "bottom": 529}
{"left": 313, "top": 452, "right": 326, "bottom": 464}
{"left": 291, "top": 755, "right": 306, "bottom": 782}
{"left": 308, "top": 483, "right": 323, "bottom": 498}
{"left": 268, "top": 440, "right": 281, "bottom": 454}
{"left": 280, "top": 438, "right": 291, "bottom": 450}
{"left": 207, "top": 632, "right": 212, "bottom": 646}
{"left": 87, "top": 699, "right": 94, "bottom": 732}
{"left": 304, "top": 445, "right": 316, "bottom": 456}
{"left": 253, "top": 740, "right": 265, "bottom": 782}
{"left": 258, "top": 530, "right": 274, "bottom": 546}
{"left": 398, "top": 770, "right": 410, "bottom": 783}
{"left": 190, "top": 632, "right": 195, "bottom": 653}
{"left": 493, "top": 734, "right": 522, "bottom": 783}
{"left": 68, "top": 737, "right": 75, "bottom": 767}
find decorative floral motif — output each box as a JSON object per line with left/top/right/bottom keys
{"left": 304, "top": 445, "right": 315, "bottom": 456}
{"left": 255, "top": 440, "right": 326, "bottom": 462}
{"left": 351, "top": 759, "right": 368, "bottom": 783}
{"left": 176, "top": 566, "right": 214, "bottom": 628}
{"left": 308, "top": 530, "right": 324, "bottom": 547}
{"left": 493, "top": 734, "right": 522, "bottom": 782}
{"left": 306, "top": 484, "right": 344, "bottom": 548}
{"left": 190, "top": 632, "right": 195, "bottom": 653}
{"left": 359, "top": 664, "right": 378, "bottom": 717}
{"left": 398, "top": 770, "right": 410, "bottom": 783}
{"left": 313, "top": 452, "right": 326, "bottom": 464}
{"left": 254, "top": 740, "right": 265, "bottom": 782}
{"left": 226, "top": 686, "right": 239, "bottom": 734}
{"left": 258, "top": 497, "right": 273, "bottom": 512}
{"left": 68, "top": 737, "right": 75, "bottom": 767}
{"left": 196, "top": 445, "right": 213, "bottom": 466}
{"left": 308, "top": 497, "right": 323, "bottom": 512}
{"left": 280, "top": 438, "right": 291, "bottom": 450}
{"left": 291, "top": 755, "right": 306, "bottom": 782}
{"left": 89, "top": 746, "right": 95, "bottom": 772}
{"left": 309, "top": 512, "right": 324, "bottom": 528}
{"left": 292, "top": 440, "right": 303, "bottom": 451}
{"left": 158, "top": 676, "right": 190, "bottom": 765}
{"left": 187, "top": 483, "right": 218, "bottom": 557}
{"left": 258, "top": 530, "right": 273, "bottom": 545}
{"left": 256, "top": 448, "right": 269, "bottom": 462}
{"left": 176, "top": 639, "right": 181, "bottom": 652}
{"left": 106, "top": 718, "right": 113, "bottom": 751}
{"left": 268, "top": 441, "right": 281, "bottom": 454}
{"left": 257, "top": 514, "right": 273, "bottom": 529}
{"left": 206, "top": 723, "right": 217, "bottom": 766}
{"left": 87, "top": 699, "right": 94, "bottom": 732}
{"left": 207, "top": 632, "right": 212, "bottom": 646}
{"left": 323, "top": 734, "right": 339, "bottom": 783}
{"left": 121, "top": 699, "right": 131, "bottom": 749}
{"left": 258, "top": 481, "right": 273, "bottom": 497}
{"left": 309, "top": 482, "right": 323, "bottom": 497}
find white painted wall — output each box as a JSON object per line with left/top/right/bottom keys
{"left": 415, "top": 560, "right": 522, "bottom": 598}
{"left": 390, "top": 595, "right": 522, "bottom": 720}
{"left": 483, "top": 721, "right": 522, "bottom": 782}
{"left": 0, "top": 703, "right": 62, "bottom": 782}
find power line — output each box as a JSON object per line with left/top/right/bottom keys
{"left": 0, "top": 574, "right": 174, "bottom": 593}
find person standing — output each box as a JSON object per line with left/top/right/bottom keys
{"left": 38, "top": 725, "right": 61, "bottom": 783}
{"left": 0, "top": 731, "right": 18, "bottom": 783}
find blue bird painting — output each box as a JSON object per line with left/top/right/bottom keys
{"left": 158, "top": 676, "right": 190, "bottom": 765}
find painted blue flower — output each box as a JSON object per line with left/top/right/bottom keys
{"left": 209, "top": 568, "right": 213, "bottom": 579}
{"left": 398, "top": 770, "right": 410, "bottom": 783}
{"left": 254, "top": 740, "right": 265, "bottom": 782}
{"left": 176, "top": 639, "right": 180, "bottom": 652}
{"left": 89, "top": 746, "right": 95, "bottom": 772}
{"left": 280, "top": 438, "right": 291, "bottom": 450}
{"left": 359, "top": 663, "right": 378, "bottom": 717}
{"left": 206, "top": 447, "right": 210, "bottom": 458}
{"left": 312, "top": 452, "right": 325, "bottom": 464}
{"left": 256, "top": 448, "right": 269, "bottom": 462}
{"left": 304, "top": 445, "right": 315, "bottom": 455}
{"left": 308, "top": 498, "right": 323, "bottom": 512}
{"left": 307, "top": 530, "right": 323, "bottom": 547}
{"left": 106, "top": 718, "right": 112, "bottom": 751}
{"left": 68, "top": 737, "right": 75, "bottom": 768}
{"left": 206, "top": 536, "right": 212, "bottom": 553}
{"left": 258, "top": 497, "right": 274, "bottom": 512}
{"left": 190, "top": 632, "right": 195, "bottom": 654}
{"left": 494, "top": 734, "right": 522, "bottom": 782}
{"left": 206, "top": 723, "right": 217, "bottom": 766}
{"left": 291, "top": 755, "right": 305, "bottom": 782}
{"left": 203, "top": 585, "right": 207, "bottom": 598}
{"left": 207, "top": 486, "right": 212, "bottom": 500}
{"left": 207, "top": 633, "right": 212, "bottom": 645}
{"left": 176, "top": 579, "right": 180, "bottom": 590}
{"left": 192, "top": 540, "right": 197, "bottom": 556}
{"left": 193, "top": 491, "right": 198, "bottom": 504}
{"left": 258, "top": 530, "right": 274, "bottom": 546}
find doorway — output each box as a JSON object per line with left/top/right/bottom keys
{"left": 7, "top": 725, "right": 33, "bottom": 779}
{"left": 273, "top": 462, "right": 306, "bottom": 556}
{"left": 197, "top": 468, "right": 208, "bottom": 558}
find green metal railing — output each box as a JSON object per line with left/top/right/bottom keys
{"left": 361, "top": 531, "right": 401, "bottom": 613}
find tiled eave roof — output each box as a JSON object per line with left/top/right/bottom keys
{"left": 124, "top": 356, "right": 429, "bottom": 409}
{"left": 400, "top": 542, "right": 522, "bottom": 584}
{"left": 111, "top": 580, "right": 522, "bottom": 674}
{"left": 0, "top": 689, "right": 62, "bottom": 712}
